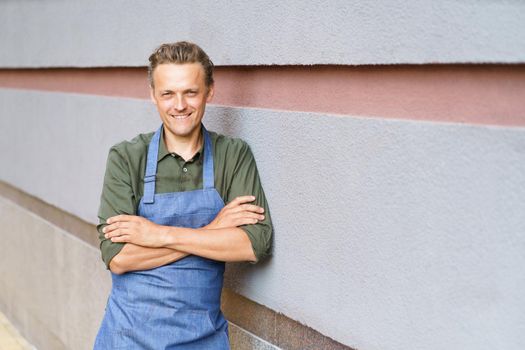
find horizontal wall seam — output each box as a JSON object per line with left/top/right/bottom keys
{"left": 0, "top": 180, "right": 353, "bottom": 350}
{"left": 0, "top": 180, "right": 98, "bottom": 248}
{"left": 1, "top": 65, "right": 525, "bottom": 127}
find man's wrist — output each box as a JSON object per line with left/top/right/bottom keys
{"left": 159, "top": 225, "right": 179, "bottom": 248}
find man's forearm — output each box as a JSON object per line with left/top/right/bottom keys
{"left": 109, "top": 243, "right": 188, "bottom": 275}
{"left": 160, "top": 226, "right": 257, "bottom": 263}
{"left": 103, "top": 206, "right": 261, "bottom": 264}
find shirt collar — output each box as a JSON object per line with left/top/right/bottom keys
{"left": 157, "top": 128, "right": 204, "bottom": 163}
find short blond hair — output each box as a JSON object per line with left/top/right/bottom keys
{"left": 148, "top": 41, "right": 214, "bottom": 88}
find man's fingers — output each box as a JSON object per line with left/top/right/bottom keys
{"left": 227, "top": 202, "right": 263, "bottom": 212}
{"left": 236, "top": 217, "right": 259, "bottom": 226}
{"left": 103, "top": 221, "right": 129, "bottom": 234}
{"left": 110, "top": 234, "right": 130, "bottom": 243}
{"left": 105, "top": 227, "right": 121, "bottom": 238}
{"left": 233, "top": 211, "right": 265, "bottom": 221}
{"left": 228, "top": 204, "right": 264, "bottom": 215}
{"left": 106, "top": 214, "right": 136, "bottom": 224}
{"left": 226, "top": 195, "right": 255, "bottom": 208}
{"left": 240, "top": 204, "right": 264, "bottom": 213}
{"left": 104, "top": 224, "right": 132, "bottom": 238}
{"left": 103, "top": 224, "right": 116, "bottom": 234}
{"left": 244, "top": 212, "right": 265, "bottom": 221}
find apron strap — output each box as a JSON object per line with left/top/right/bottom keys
{"left": 142, "top": 125, "right": 162, "bottom": 204}
{"left": 202, "top": 125, "right": 215, "bottom": 190}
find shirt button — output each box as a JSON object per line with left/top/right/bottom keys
{"left": 182, "top": 167, "right": 188, "bottom": 173}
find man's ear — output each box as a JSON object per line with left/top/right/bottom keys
{"left": 149, "top": 86, "right": 157, "bottom": 105}
{"left": 206, "top": 85, "right": 215, "bottom": 102}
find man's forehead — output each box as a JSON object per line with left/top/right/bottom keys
{"left": 154, "top": 63, "right": 204, "bottom": 77}
{"left": 152, "top": 63, "right": 206, "bottom": 89}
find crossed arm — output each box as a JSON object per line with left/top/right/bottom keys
{"left": 105, "top": 196, "right": 264, "bottom": 274}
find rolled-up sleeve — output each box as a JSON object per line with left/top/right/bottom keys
{"left": 227, "top": 142, "right": 273, "bottom": 263}
{"left": 97, "top": 146, "right": 136, "bottom": 268}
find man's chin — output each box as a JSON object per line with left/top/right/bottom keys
{"left": 163, "top": 123, "right": 201, "bottom": 139}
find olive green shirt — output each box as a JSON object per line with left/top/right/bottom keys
{"left": 97, "top": 127, "right": 273, "bottom": 268}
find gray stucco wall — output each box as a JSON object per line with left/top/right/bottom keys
{"left": 1, "top": 1, "right": 524, "bottom": 67}
{"left": 1, "top": 88, "right": 524, "bottom": 349}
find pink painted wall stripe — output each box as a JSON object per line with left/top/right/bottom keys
{"left": 1, "top": 65, "right": 524, "bottom": 127}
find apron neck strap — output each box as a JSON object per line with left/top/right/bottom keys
{"left": 142, "top": 125, "right": 162, "bottom": 204}
{"left": 143, "top": 124, "right": 214, "bottom": 204}
{"left": 202, "top": 125, "right": 214, "bottom": 190}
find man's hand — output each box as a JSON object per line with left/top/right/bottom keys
{"left": 104, "top": 215, "right": 165, "bottom": 247}
{"left": 205, "top": 195, "right": 265, "bottom": 230}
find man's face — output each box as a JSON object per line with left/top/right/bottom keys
{"left": 150, "top": 63, "right": 214, "bottom": 142}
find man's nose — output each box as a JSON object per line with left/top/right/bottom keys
{"left": 174, "top": 95, "right": 187, "bottom": 111}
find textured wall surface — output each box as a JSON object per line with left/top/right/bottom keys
{"left": 1, "top": 88, "right": 524, "bottom": 349}
{"left": 1, "top": 1, "right": 524, "bottom": 67}
{"left": 2, "top": 1, "right": 524, "bottom": 349}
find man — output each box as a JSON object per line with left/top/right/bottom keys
{"left": 94, "top": 42, "right": 272, "bottom": 349}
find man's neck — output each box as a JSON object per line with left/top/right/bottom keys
{"left": 163, "top": 128, "right": 203, "bottom": 161}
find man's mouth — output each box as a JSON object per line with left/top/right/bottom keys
{"left": 170, "top": 113, "right": 191, "bottom": 120}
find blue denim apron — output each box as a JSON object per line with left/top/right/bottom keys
{"left": 94, "top": 125, "right": 229, "bottom": 349}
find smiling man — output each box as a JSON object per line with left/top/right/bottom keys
{"left": 93, "top": 42, "right": 273, "bottom": 349}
